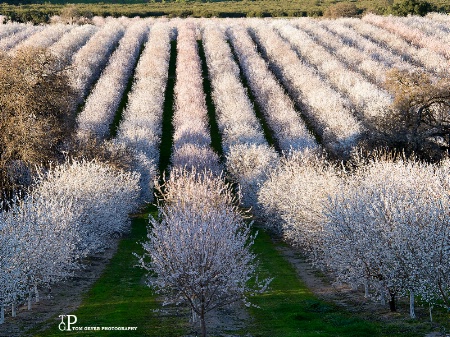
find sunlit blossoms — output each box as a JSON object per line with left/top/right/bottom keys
{"left": 138, "top": 168, "right": 270, "bottom": 337}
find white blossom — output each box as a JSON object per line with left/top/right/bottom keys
{"left": 138, "top": 169, "right": 270, "bottom": 337}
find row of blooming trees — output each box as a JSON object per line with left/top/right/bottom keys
{"left": 77, "top": 20, "right": 149, "bottom": 139}
{"left": 202, "top": 24, "right": 278, "bottom": 209}
{"left": 0, "top": 159, "right": 140, "bottom": 324}
{"left": 117, "top": 22, "right": 172, "bottom": 201}
{"left": 170, "top": 22, "right": 221, "bottom": 174}
{"left": 69, "top": 20, "right": 124, "bottom": 104}
{"left": 228, "top": 22, "right": 316, "bottom": 153}
{"left": 258, "top": 153, "right": 450, "bottom": 318}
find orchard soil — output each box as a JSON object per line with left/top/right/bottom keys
{"left": 0, "top": 240, "right": 119, "bottom": 337}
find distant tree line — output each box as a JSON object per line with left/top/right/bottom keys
{"left": 0, "top": 0, "right": 448, "bottom": 24}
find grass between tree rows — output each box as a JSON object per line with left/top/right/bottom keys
{"left": 32, "top": 215, "right": 436, "bottom": 337}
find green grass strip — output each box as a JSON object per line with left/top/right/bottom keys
{"left": 108, "top": 39, "right": 147, "bottom": 139}
{"left": 248, "top": 229, "right": 450, "bottom": 336}
{"left": 246, "top": 229, "right": 380, "bottom": 336}
{"left": 197, "top": 40, "right": 225, "bottom": 162}
{"left": 33, "top": 206, "right": 188, "bottom": 337}
{"left": 157, "top": 40, "right": 177, "bottom": 178}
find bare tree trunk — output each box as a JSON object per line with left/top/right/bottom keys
{"left": 197, "top": 290, "right": 208, "bottom": 337}
{"left": 429, "top": 304, "right": 433, "bottom": 322}
{"left": 28, "top": 289, "right": 32, "bottom": 310}
{"left": 409, "top": 291, "right": 416, "bottom": 319}
{"left": 364, "top": 280, "right": 369, "bottom": 298}
{"left": 200, "top": 312, "right": 207, "bottom": 337}
{"left": 12, "top": 302, "right": 16, "bottom": 317}
{"left": 389, "top": 290, "right": 396, "bottom": 312}
{"left": 35, "top": 284, "right": 39, "bottom": 303}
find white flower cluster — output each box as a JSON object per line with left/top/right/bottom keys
{"left": 348, "top": 17, "right": 447, "bottom": 75}
{"left": 248, "top": 22, "right": 362, "bottom": 156}
{"left": 0, "top": 25, "right": 44, "bottom": 52}
{"left": 227, "top": 23, "right": 317, "bottom": 153}
{"left": 50, "top": 24, "right": 98, "bottom": 66}
{"left": 69, "top": 21, "right": 125, "bottom": 103}
{"left": 77, "top": 21, "right": 149, "bottom": 140}
{"left": 116, "top": 22, "right": 172, "bottom": 201}
{"left": 363, "top": 14, "right": 450, "bottom": 61}
{"left": 0, "top": 159, "right": 140, "bottom": 324}
{"left": 11, "top": 24, "right": 73, "bottom": 52}
{"left": 202, "top": 23, "right": 278, "bottom": 208}
{"left": 170, "top": 23, "right": 222, "bottom": 174}
{"left": 258, "top": 154, "right": 450, "bottom": 316}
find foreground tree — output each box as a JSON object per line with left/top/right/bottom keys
{"left": 138, "top": 169, "right": 270, "bottom": 337}
{"left": 0, "top": 47, "right": 76, "bottom": 194}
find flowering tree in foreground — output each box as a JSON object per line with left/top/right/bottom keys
{"left": 138, "top": 169, "right": 271, "bottom": 337}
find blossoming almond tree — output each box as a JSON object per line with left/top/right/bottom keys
{"left": 138, "top": 169, "right": 271, "bottom": 337}
{"left": 0, "top": 158, "right": 140, "bottom": 324}
{"left": 258, "top": 150, "right": 340, "bottom": 259}
{"left": 323, "top": 158, "right": 450, "bottom": 317}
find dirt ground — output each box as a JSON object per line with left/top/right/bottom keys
{"left": 0, "top": 241, "right": 119, "bottom": 337}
